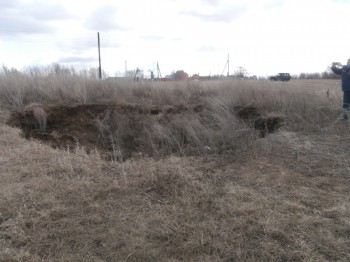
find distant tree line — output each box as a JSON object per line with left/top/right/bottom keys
{"left": 297, "top": 71, "right": 340, "bottom": 79}
{"left": 0, "top": 63, "right": 109, "bottom": 79}
{"left": 296, "top": 65, "right": 340, "bottom": 79}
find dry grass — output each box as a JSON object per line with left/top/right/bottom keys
{"left": 0, "top": 67, "right": 344, "bottom": 157}
{"left": 0, "top": 121, "right": 349, "bottom": 261}
{"left": 0, "top": 69, "right": 349, "bottom": 261}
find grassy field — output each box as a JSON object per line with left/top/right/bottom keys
{"left": 0, "top": 71, "right": 349, "bottom": 261}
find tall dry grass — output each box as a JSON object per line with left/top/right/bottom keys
{"left": 1, "top": 66, "right": 342, "bottom": 131}
{"left": 0, "top": 65, "right": 343, "bottom": 158}
{"left": 1, "top": 66, "right": 349, "bottom": 261}
{"left": 1, "top": 122, "right": 349, "bottom": 261}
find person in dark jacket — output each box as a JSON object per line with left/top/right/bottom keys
{"left": 331, "top": 59, "right": 350, "bottom": 119}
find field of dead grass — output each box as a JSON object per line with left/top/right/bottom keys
{"left": 0, "top": 70, "right": 349, "bottom": 261}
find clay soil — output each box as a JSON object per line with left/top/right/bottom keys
{"left": 7, "top": 103, "right": 283, "bottom": 159}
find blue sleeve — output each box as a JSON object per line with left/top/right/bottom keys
{"left": 331, "top": 66, "right": 342, "bottom": 75}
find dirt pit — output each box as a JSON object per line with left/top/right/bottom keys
{"left": 7, "top": 103, "right": 283, "bottom": 159}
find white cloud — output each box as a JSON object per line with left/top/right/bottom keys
{"left": 84, "top": 5, "right": 130, "bottom": 32}
{"left": 201, "top": 0, "right": 221, "bottom": 6}
{"left": 181, "top": 4, "right": 247, "bottom": 23}
{"left": 140, "top": 35, "right": 165, "bottom": 41}
{"left": 196, "top": 45, "right": 223, "bottom": 52}
{"left": 0, "top": 0, "right": 350, "bottom": 77}
{"left": 0, "top": 0, "right": 21, "bottom": 9}
{"left": 262, "top": 0, "right": 285, "bottom": 9}
{"left": 0, "top": 12, "right": 56, "bottom": 35}
{"left": 330, "top": 0, "right": 350, "bottom": 3}
{"left": 57, "top": 56, "right": 97, "bottom": 64}
{"left": 23, "top": 2, "right": 74, "bottom": 21}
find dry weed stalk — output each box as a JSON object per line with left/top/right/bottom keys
{"left": 25, "top": 103, "right": 47, "bottom": 132}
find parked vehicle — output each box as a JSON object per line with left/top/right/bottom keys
{"left": 269, "top": 73, "right": 291, "bottom": 81}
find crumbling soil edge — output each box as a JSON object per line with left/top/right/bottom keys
{"left": 7, "top": 103, "right": 283, "bottom": 158}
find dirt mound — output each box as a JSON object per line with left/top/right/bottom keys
{"left": 7, "top": 103, "right": 283, "bottom": 159}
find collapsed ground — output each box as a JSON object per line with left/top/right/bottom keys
{"left": 0, "top": 77, "right": 349, "bottom": 262}
{"left": 0, "top": 81, "right": 350, "bottom": 262}
{"left": 1, "top": 104, "right": 349, "bottom": 261}
{"left": 7, "top": 103, "right": 283, "bottom": 159}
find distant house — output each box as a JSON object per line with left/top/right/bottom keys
{"left": 161, "top": 74, "right": 176, "bottom": 81}
{"left": 160, "top": 70, "right": 189, "bottom": 81}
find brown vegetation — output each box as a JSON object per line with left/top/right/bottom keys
{"left": 7, "top": 103, "right": 283, "bottom": 159}
{"left": 0, "top": 67, "right": 349, "bottom": 261}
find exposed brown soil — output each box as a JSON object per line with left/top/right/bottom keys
{"left": 7, "top": 103, "right": 283, "bottom": 158}
{"left": 1, "top": 121, "right": 349, "bottom": 261}
{"left": 1, "top": 78, "right": 349, "bottom": 261}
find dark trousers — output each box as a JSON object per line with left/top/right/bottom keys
{"left": 343, "top": 91, "right": 350, "bottom": 111}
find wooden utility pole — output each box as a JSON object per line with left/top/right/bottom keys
{"left": 97, "top": 32, "right": 102, "bottom": 79}
{"left": 221, "top": 54, "right": 230, "bottom": 77}
{"left": 227, "top": 53, "right": 230, "bottom": 77}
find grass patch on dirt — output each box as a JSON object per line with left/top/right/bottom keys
{"left": 0, "top": 73, "right": 349, "bottom": 261}
{"left": 1, "top": 121, "right": 349, "bottom": 261}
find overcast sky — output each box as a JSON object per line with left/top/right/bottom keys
{"left": 1, "top": 0, "right": 349, "bottom": 77}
